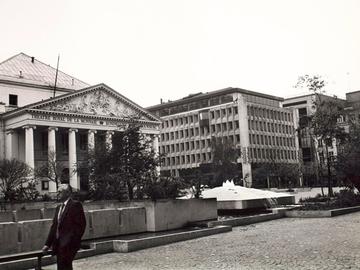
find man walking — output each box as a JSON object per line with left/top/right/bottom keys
{"left": 42, "top": 184, "right": 86, "bottom": 270}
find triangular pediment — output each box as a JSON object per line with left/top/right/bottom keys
{"left": 29, "top": 84, "right": 160, "bottom": 122}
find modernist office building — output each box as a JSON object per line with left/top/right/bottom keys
{"left": 147, "top": 88, "right": 300, "bottom": 186}
{"left": 0, "top": 53, "right": 161, "bottom": 193}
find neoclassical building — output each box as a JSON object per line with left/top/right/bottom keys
{"left": 0, "top": 53, "right": 161, "bottom": 193}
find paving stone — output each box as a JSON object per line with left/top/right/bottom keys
{"left": 46, "top": 212, "right": 360, "bottom": 269}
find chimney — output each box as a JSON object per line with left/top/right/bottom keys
{"left": 31, "top": 57, "right": 35, "bottom": 63}
{"left": 160, "top": 98, "right": 163, "bottom": 104}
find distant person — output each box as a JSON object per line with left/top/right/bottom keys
{"left": 42, "top": 184, "right": 86, "bottom": 270}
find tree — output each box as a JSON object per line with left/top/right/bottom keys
{"left": 110, "top": 124, "right": 160, "bottom": 200}
{"left": 296, "top": 75, "right": 347, "bottom": 196}
{"left": 210, "top": 137, "right": 241, "bottom": 187}
{"left": 0, "top": 159, "right": 34, "bottom": 202}
{"left": 180, "top": 168, "right": 208, "bottom": 198}
{"left": 88, "top": 123, "right": 160, "bottom": 200}
{"left": 35, "top": 151, "right": 65, "bottom": 192}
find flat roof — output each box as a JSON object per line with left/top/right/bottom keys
{"left": 146, "top": 87, "right": 284, "bottom": 111}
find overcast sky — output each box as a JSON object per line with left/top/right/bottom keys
{"left": 1, "top": 0, "right": 359, "bottom": 107}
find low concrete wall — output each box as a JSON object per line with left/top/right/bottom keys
{"left": 189, "top": 199, "right": 218, "bottom": 222}
{"left": 87, "top": 209, "right": 121, "bottom": 239}
{"left": 0, "top": 222, "right": 18, "bottom": 255}
{"left": 15, "top": 209, "right": 42, "bottom": 221}
{"left": 208, "top": 213, "right": 284, "bottom": 227}
{"left": 18, "top": 219, "right": 52, "bottom": 252}
{"left": 286, "top": 205, "right": 360, "bottom": 218}
{"left": 0, "top": 199, "right": 217, "bottom": 255}
{"left": 133, "top": 199, "right": 218, "bottom": 232}
{"left": 84, "top": 207, "right": 147, "bottom": 240}
{"left": 42, "top": 208, "right": 56, "bottom": 219}
{"left": 0, "top": 211, "right": 14, "bottom": 223}
{"left": 119, "top": 207, "right": 147, "bottom": 235}
{"left": 285, "top": 210, "right": 331, "bottom": 218}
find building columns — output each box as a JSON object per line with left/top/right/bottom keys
{"left": 68, "top": 128, "right": 79, "bottom": 190}
{"left": 48, "top": 127, "right": 58, "bottom": 192}
{"left": 152, "top": 134, "right": 160, "bottom": 175}
{"left": 152, "top": 135, "right": 159, "bottom": 155}
{"left": 24, "top": 126, "right": 36, "bottom": 171}
{"left": 106, "top": 131, "right": 114, "bottom": 150}
{"left": 88, "top": 130, "right": 97, "bottom": 152}
{"left": 5, "top": 130, "right": 14, "bottom": 159}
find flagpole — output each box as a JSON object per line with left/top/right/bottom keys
{"left": 53, "top": 54, "right": 60, "bottom": 98}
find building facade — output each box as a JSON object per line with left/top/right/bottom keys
{"left": 147, "top": 88, "right": 300, "bottom": 187}
{"left": 283, "top": 94, "right": 347, "bottom": 186}
{"left": 0, "top": 53, "right": 161, "bottom": 194}
{"left": 345, "top": 90, "right": 360, "bottom": 123}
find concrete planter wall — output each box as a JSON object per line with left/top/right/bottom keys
{"left": 0, "top": 200, "right": 130, "bottom": 212}
{"left": 0, "top": 199, "right": 217, "bottom": 255}
{"left": 0, "top": 206, "right": 147, "bottom": 256}
{"left": 131, "top": 198, "right": 218, "bottom": 232}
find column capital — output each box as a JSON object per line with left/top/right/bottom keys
{"left": 48, "top": 127, "right": 58, "bottom": 131}
{"left": 68, "top": 128, "right": 78, "bottom": 133}
{"left": 88, "top": 129, "right": 97, "bottom": 134}
{"left": 23, "top": 125, "right": 36, "bottom": 130}
{"left": 106, "top": 130, "right": 115, "bottom": 135}
{"left": 6, "top": 129, "right": 15, "bottom": 135}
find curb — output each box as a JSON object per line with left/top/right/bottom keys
{"left": 207, "top": 212, "right": 284, "bottom": 227}
{"left": 285, "top": 205, "right": 360, "bottom": 218}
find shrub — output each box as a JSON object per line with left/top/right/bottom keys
{"left": 0, "top": 159, "right": 34, "bottom": 202}
{"left": 143, "top": 176, "right": 186, "bottom": 201}
{"left": 299, "top": 189, "right": 360, "bottom": 210}
{"left": 299, "top": 193, "right": 330, "bottom": 203}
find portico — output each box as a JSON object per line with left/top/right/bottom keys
{"left": 1, "top": 84, "right": 161, "bottom": 193}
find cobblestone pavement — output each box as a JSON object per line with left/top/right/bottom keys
{"left": 45, "top": 212, "right": 360, "bottom": 270}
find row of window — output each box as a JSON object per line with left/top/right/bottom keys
{"left": 249, "top": 134, "right": 295, "bottom": 148}
{"left": 162, "top": 114, "right": 200, "bottom": 128}
{"left": 160, "top": 135, "right": 241, "bottom": 154}
{"left": 161, "top": 127, "right": 202, "bottom": 141}
{"left": 163, "top": 147, "right": 298, "bottom": 167}
{"left": 161, "top": 105, "right": 239, "bottom": 130}
{"left": 164, "top": 152, "right": 213, "bottom": 167}
{"left": 161, "top": 120, "right": 243, "bottom": 142}
{"left": 248, "top": 120, "right": 294, "bottom": 134}
{"left": 247, "top": 106, "right": 293, "bottom": 122}
{"left": 209, "top": 107, "right": 238, "bottom": 119}
{"left": 210, "top": 121, "right": 240, "bottom": 133}
{"left": 248, "top": 147, "right": 298, "bottom": 161}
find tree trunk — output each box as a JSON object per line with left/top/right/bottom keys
{"left": 127, "top": 182, "right": 134, "bottom": 200}
{"left": 325, "top": 146, "right": 333, "bottom": 197}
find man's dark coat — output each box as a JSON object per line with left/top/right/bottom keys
{"left": 45, "top": 199, "right": 86, "bottom": 259}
